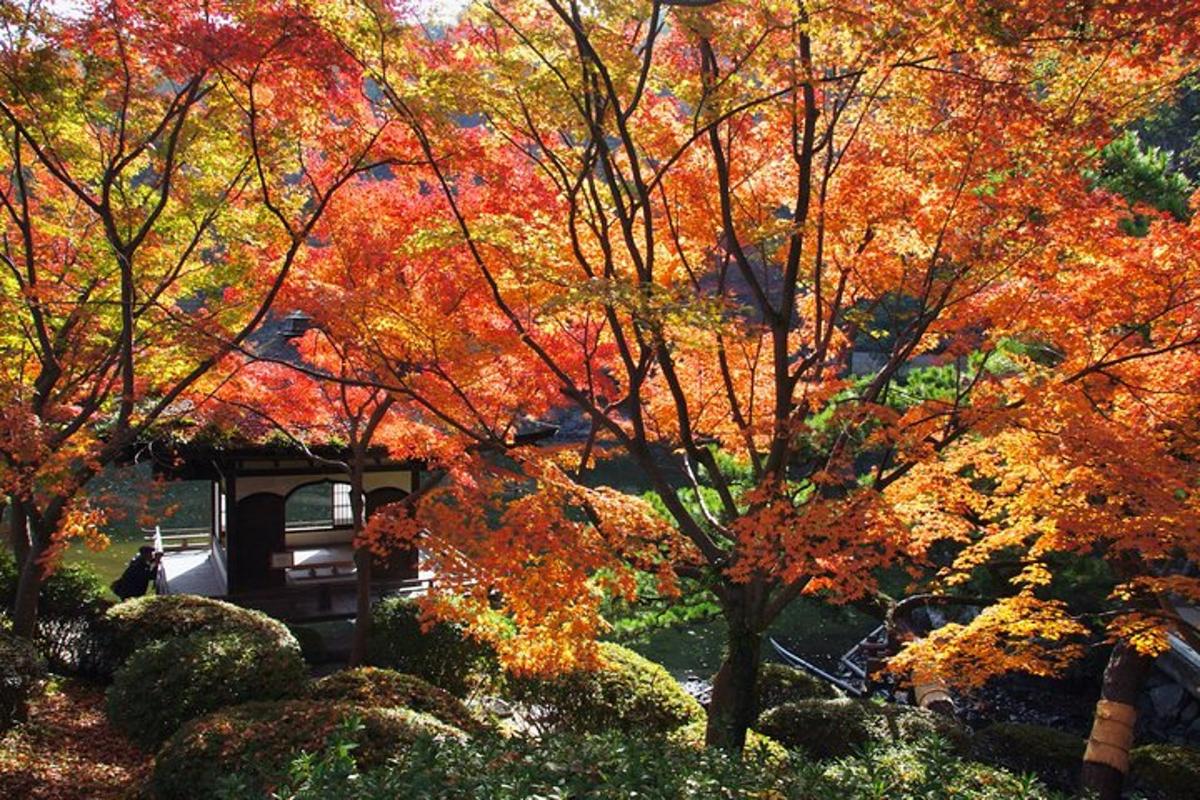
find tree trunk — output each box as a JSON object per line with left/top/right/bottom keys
{"left": 706, "top": 616, "right": 762, "bottom": 751}
{"left": 12, "top": 537, "right": 46, "bottom": 638}
{"left": 1080, "top": 642, "right": 1153, "bottom": 800}
{"left": 8, "top": 496, "right": 29, "bottom": 569}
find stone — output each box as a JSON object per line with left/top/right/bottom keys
{"left": 1150, "top": 683, "right": 1187, "bottom": 721}
{"left": 1180, "top": 700, "right": 1199, "bottom": 726}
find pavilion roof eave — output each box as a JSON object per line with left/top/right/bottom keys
{"left": 126, "top": 438, "right": 426, "bottom": 482}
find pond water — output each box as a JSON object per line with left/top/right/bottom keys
{"left": 65, "top": 465, "right": 213, "bottom": 588}
{"left": 624, "top": 595, "right": 878, "bottom": 682}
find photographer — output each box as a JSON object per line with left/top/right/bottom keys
{"left": 110, "top": 546, "right": 162, "bottom": 600}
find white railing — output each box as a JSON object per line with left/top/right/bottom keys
{"left": 152, "top": 525, "right": 168, "bottom": 595}
{"left": 141, "top": 525, "right": 210, "bottom": 552}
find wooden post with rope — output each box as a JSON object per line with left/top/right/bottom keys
{"left": 1081, "top": 643, "right": 1153, "bottom": 800}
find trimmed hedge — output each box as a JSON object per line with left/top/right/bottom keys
{"left": 104, "top": 595, "right": 299, "bottom": 667}
{"left": 367, "top": 597, "right": 496, "bottom": 697}
{"left": 757, "top": 698, "right": 970, "bottom": 760}
{"left": 970, "top": 722, "right": 1084, "bottom": 791}
{"left": 502, "top": 642, "right": 704, "bottom": 736}
{"left": 666, "top": 720, "right": 790, "bottom": 768}
{"left": 223, "top": 729, "right": 1059, "bottom": 800}
{"left": 107, "top": 629, "right": 307, "bottom": 749}
{"left": 0, "top": 630, "right": 46, "bottom": 730}
{"left": 1130, "top": 743, "right": 1200, "bottom": 800}
{"left": 816, "top": 737, "right": 1059, "bottom": 800}
{"left": 153, "top": 699, "right": 466, "bottom": 800}
{"left": 308, "top": 667, "right": 492, "bottom": 735}
{"left": 972, "top": 723, "right": 1200, "bottom": 797}
{"left": 757, "top": 662, "right": 841, "bottom": 714}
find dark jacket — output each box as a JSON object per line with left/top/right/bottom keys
{"left": 112, "top": 556, "right": 158, "bottom": 600}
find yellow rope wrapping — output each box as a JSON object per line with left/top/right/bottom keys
{"left": 911, "top": 667, "right": 953, "bottom": 709}
{"left": 913, "top": 682, "right": 953, "bottom": 708}
{"left": 1083, "top": 700, "right": 1137, "bottom": 774}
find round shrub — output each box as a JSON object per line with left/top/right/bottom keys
{"left": 368, "top": 597, "right": 496, "bottom": 697}
{"left": 0, "top": 630, "right": 46, "bottom": 730}
{"left": 104, "top": 595, "right": 299, "bottom": 667}
{"left": 153, "top": 699, "right": 466, "bottom": 800}
{"left": 503, "top": 641, "right": 704, "bottom": 736}
{"left": 107, "top": 629, "right": 308, "bottom": 749}
{"left": 757, "top": 662, "right": 841, "bottom": 714}
{"left": 666, "top": 720, "right": 790, "bottom": 768}
{"left": 756, "top": 698, "right": 969, "bottom": 760}
{"left": 308, "top": 667, "right": 492, "bottom": 735}
{"left": 1130, "top": 743, "right": 1200, "bottom": 800}
{"left": 970, "top": 722, "right": 1084, "bottom": 791}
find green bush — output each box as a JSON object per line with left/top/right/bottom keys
{"left": 154, "top": 699, "right": 465, "bottom": 800}
{"left": 502, "top": 641, "right": 703, "bottom": 736}
{"left": 222, "top": 728, "right": 1061, "bottom": 800}
{"left": 0, "top": 550, "right": 113, "bottom": 675}
{"left": 757, "top": 698, "right": 970, "bottom": 760}
{"left": 1129, "top": 743, "right": 1200, "bottom": 800}
{"left": 104, "top": 594, "right": 299, "bottom": 667}
{"left": 308, "top": 667, "right": 492, "bottom": 735}
{"left": 221, "top": 726, "right": 798, "bottom": 800}
{"left": 288, "top": 624, "right": 327, "bottom": 663}
{"left": 970, "top": 722, "right": 1084, "bottom": 792}
{"left": 367, "top": 597, "right": 495, "bottom": 697}
{"left": 107, "top": 629, "right": 308, "bottom": 749}
{"left": 814, "top": 737, "right": 1060, "bottom": 800}
{"left": 757, "top": 662, "right": 842, "bottom": 713}
{"left": 0, "top": 548, "right": 109, "bottom": 617}
{"left": 666, "top": 720, "right": 790, "bottom": 768}
{"left": 0, "top": 630, "right": 46, "bottom": 730}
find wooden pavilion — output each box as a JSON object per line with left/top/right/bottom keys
{"left": 138, "top": 441, "right": 429, "bottom": 621}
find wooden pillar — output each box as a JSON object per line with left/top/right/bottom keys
{"left": 223, "top": 472, "right": 238, "bottom": 591}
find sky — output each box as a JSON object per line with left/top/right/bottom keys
{"left": 413, "top": 0, "right": 471, "bottom": 23}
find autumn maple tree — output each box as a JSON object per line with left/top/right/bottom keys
{"left": 263, "top": 163, "right": 667, "bottom": 674}
{"left": 299, "top": 0, "right": 1200, "bottom": 750}
{"left": 0, "top": 0, "right": 396, "bottom": 636}
{"left": 884, "top": 133, "right": 1200, "bottom": 798}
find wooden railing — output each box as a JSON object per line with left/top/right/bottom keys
{"left": 270, "top": 550, "right": 357, "bottom": 582}
{"left": 142, "top": 525, "right": 211, "bottom": 552}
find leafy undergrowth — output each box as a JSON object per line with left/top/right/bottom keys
{"left": 0, "top": 678, "right": 151, "bottom": 800}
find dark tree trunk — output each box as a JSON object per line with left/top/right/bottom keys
{"left": 11, "top": 505, "right": 60, "bottom": 638}
{"left": 706, "top": 608, "right": 762, "bottom": 750}
{"left": 1080, "top": 642, "right": 1153, "bottom": 800}
{"left": 12, "top": 531, "right": 47, "bottom": 638}
{"left": 8, "top": 496, "right": 30, "bottom": 569}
